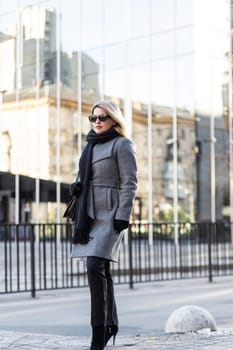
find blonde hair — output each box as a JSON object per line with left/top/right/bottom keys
{"left": 91, "top": 100, "right": 128, "bottom": 138}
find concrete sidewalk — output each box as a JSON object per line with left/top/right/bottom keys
{"left": 0, "top": 277, "right": 233, "bottom": 349}
{"left": 1, "top": 329, "right": 233, "bottom": 349}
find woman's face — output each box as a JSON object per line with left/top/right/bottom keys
{"left": 91, "top": 107, "right": 116, "bottom": 134}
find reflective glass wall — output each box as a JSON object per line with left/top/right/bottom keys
{"left": 0, "top": 0, "right": 231, "bottom": 225}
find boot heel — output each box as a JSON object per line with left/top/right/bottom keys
{"left": 105, "top": 325, "right": 118, "bottom": 346}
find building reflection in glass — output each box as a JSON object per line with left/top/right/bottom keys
{"left": 0, "top": 0, "right": 231, "bottom": 228}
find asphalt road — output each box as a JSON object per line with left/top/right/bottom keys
{"left": 0, "top": 276, "right": 233, "bottom": 339}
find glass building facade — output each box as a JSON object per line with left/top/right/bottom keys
{"left": 0, "top": 0, "right": 232, "bottom": 226}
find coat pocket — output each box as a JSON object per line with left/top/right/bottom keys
{"left": 107, "top": 187, "right": 120, "bottom": 212}
{"left": 106, "top": 188, "right": 112, "bottom": 210}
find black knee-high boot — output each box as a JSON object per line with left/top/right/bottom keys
{"left": 87, "top": 257, "right": 107, "bottom": 350}
{"left": 87, "top": 257, "right": 107, "bottom": 325}
{"left": 105, "top": 260, "right": 118, "bottom": 345}
{"left": 90, "top": 325, "right": 105, "bottom": 350}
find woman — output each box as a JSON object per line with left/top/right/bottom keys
{"left": 70, "top": 100, "right": 137, "bottom": 350}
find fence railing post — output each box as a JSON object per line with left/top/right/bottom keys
{"left": 208, "top": 222, "right": 213, "bottom": 283}
{"left": 128, "top": 225, "right": 134, "bottom": 289}
{"left": 30, "top": 225, "right": 36, "bottom": 298}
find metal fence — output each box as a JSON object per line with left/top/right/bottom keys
{"left": 0, "top": 222, "right": 233, "bottom": 297}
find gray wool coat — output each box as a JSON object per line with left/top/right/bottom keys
{"left": 71, "top": 136, "right": 137, "bottom": 262}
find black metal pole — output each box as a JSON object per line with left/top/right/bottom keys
{"left": 30, "top": 225, "right": 36, "bottom": 298}
{"left": 128, "top": 224, "right": 134, "bottom": 289}
{"left": 208, "top": 222, "right": 213, "bottom": 283}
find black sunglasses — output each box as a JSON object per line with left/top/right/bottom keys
{"left": 88, "top": 115, "right": 110, "bottom": 122}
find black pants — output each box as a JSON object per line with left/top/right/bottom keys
{"left": 86, "top": 256, "right": 118, "bottom": 327}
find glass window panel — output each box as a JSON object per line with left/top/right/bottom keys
{"left": 221, "top": 61, "right": 230, "bottom": 113}
{"left": 151, "top": 0, "right": 175, "bottom": 33}
{"left": 82, "top": 52, "right": 101, "bottom": 99}
{"left": 176, "top": 27, "right": 194, "bottom": 55}
{"left": 194, "top": 54, "right": 211, "bottom": 115}
{"left": 84, "top": 48, "right": 103, "bottom": 100}
{"left": 130, "top": 64, "right": 149, "bottom": 104}
{"left": 0, "top": 11, "right": 17, "bottom": 33}
{"left": 213, "top": 60, "right": 230, "bottom": 222}
{"left": 176, "top": 0, "right": 194, "bottom": 27}
{"left": 151, "top": 32, "right": 174, "bottom": 61}
{"left": 194, "top": 0, "right": 229, "bottom": 32}
{"left": 60, "top": 0, "right": 81, "bottom": 52}
{"left": 194, "top": 0, "right": 211, "bottom": 27}
{"left": 81, "top": 0, "right": 103, "bottom": 50}
{"left": 187, "top": 16, "right": 229, "bottom": 69}
{"left": 19, "top": 0, "right": 38, "bottom": 7}
{"left": 0, "top": 12, "right": 18, "bottom": 92}
{"left": 104, "top": 0, "right": 129, "bottom": 45}
{"left": 0, "top": 1, "right": 18, "bottom": 12}
{"left": 211, "top": 58, "right": 230, "bottom": 120}
{"left": 152, "top": 59, "right": 174, "bottom": 109}
{"left": 209, "top": 0, "right": 230, "bottom": 32}
{"left": 0, "top": 4, "right": 58, "bottom": 93}
{"left": 176, "top": 141, "right": 196, "bottom": 221}
{"left": 104, "top": 68, "right": 126, "bottom": 100}
{"left": 131, "top": 101, "right": 151, "bottom": 221}
{"left": 82, "top": 71, "right": 101, "bottom": 102}
{"left": 104, "top": 43, "right": 126, "bottom": 71}
{"left": 19, "top": 5, "right": 45, "bottom": 91}
{"left": 84, "top": 47, "right": 103, "bottom": 66}
{"left": 0, "top": 0, "right": 38, "bottom": 13}
{"left": 128, "top": 37, "right": 150, "bottom": 65}
{"left": 215, "top": 140, "right": 229, "bottom": 221}
{"left": 194, "top": 26, "right": 210, "bottom": 55}
{"left": 176, "top": 55, "right": 194, "bottom": 114}
{"left": 130, "top": 0, "right": 150, "bottom": 38}
{"left": 42, "top": 0, "right": 57, "bottom": 8}
{"left": 211, "top": 31, "right": 229, "bottom": 60}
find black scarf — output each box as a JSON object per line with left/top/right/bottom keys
{"left": 72, "top": 128, "right": 120, "bottom": 244}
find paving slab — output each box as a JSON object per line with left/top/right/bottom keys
{"left": 1, "top": 329, "right": 233, "bottom": 350}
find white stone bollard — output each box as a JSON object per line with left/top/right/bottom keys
{"left": 165, "top": 305, "right": 217, "bottom": 333}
